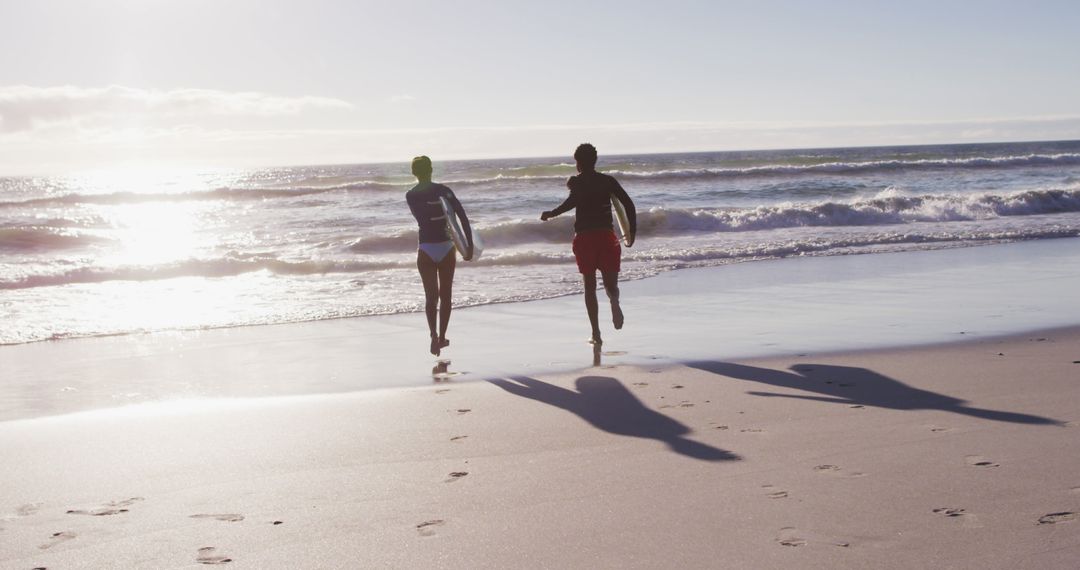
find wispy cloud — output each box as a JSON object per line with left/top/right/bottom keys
{"left": 0, "top": 85, "right": 353, "bottom": 132}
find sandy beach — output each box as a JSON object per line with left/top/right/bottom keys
{"left": 3, "top": 240, "right": 1080, "bottom": 569}
{"left": 2, "top": 327, "right": 1079, "bottom": 568}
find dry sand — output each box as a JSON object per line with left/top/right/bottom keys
{"left": 2, "top": 328, "right": 1079, "bottom": 569}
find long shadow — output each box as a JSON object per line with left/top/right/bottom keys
{"left": 489, "top": 375, "right": 740, "bottom": 462}
{"left": 688, "top": 362, "right": 1062, "bottom": 426}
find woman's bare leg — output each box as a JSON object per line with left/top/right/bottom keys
{"left": 417, "top": 250, "right": 441, "bottom": 354}
{"left": 436, "top": 252, "right": 457, "bottom": 346}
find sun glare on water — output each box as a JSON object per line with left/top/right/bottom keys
{"left": 69, "top": 167, "right": 251, "bottom": 332}
{"left": 104, "top": 201, "right": 205, "bottom": 266}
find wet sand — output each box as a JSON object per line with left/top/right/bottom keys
{"left": 4, "top": 238, "right": 1080, "bottom": 423}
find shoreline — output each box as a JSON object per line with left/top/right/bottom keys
{"left": 2, "top": 235, "right": 1065, "bottom": 350}
{"left": 2, "top": 237, "right": 1080, "bottom": 422}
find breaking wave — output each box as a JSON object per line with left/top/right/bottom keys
{"left": 344, "top": 188, "right": 1080, "bottom": 252}
{"left": 0, "top": 227, "right": 108, "bottom": 251}
{"left": 440, "top": 153, "right": 1080, "bottom": 186}
{"left": 0, "top": 257, "right": 408, "bottom": 290}
{"left": 0, "top": 181, "right": 408, "bottom": 207}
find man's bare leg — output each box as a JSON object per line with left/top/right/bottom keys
{"left": 601, "top": 270, "right": 623, "bottom": 329}
{"left": 582, "top": 272, "right": 602, "bottom": 344}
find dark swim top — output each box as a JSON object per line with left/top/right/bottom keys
{"left": 406, "top": 182, "right": 471, "bottom": 245}
{"left": 549, "top": 170, "right": 637, "bottom": 234}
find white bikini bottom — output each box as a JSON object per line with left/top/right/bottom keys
{"left": 419, "top": 241, "right": 454, "bottom": 263}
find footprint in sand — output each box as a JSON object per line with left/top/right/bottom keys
{"left": 1038, "top": 512, "right": 1077, "bottom": 525}
{"left": 740, "top": 428, "right": 764, "bottom": 433}
{"left": 39, "top": 531, "right": 76, "bottom": 550}
{"left": 933, "top": 507, "right": 982, "bottom": 528}
{"left": 928, "top": 425, "right": 952, "bottom": 433}
{"left": 416, "top": 519, "right": 445, "bottom": 536}
{"left": 196, "top": 546, "right": 232, "bottom": 565}
{"left": 633, "top": 382, "right": 649, "bottom": 387}
{"left": 450, "top": 435, "right": 468, "bottom": 442}
{"left": 814, "top": 464, "right": 867, "bottom": 478}
{"left": 67, "top": 497, "right": 144, "bottom": 516}
{"left": 455, "top": 409, "right": 471, "bottom": 415}
{"left": 776, "top": 526, "right": 851, "bottom": 548}
{"left": 775, "top": 527, "right": 807, "bottom": 547}
{"left": 602, "top": 351, "right": 627, "bottom": 356}
{"left": 965, "top": 455, "right": 1000, "bottom": 468}
{"left": 16, "top": 503, "right": 42, "bottom": 517}
{"left": 444, "top": 471, "right": 469, "bottom": 483}
{"left": 435, "top": 389, "right": 451, "bottom": 394}
{"left": 190, "top": 514, "right": 245, "bottom": 522}
{"left": 768, "top": 490, "right": 790, "bottom": 499}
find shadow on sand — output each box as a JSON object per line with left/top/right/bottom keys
{"left": 489, "top": 375, "right": 739, "bottom": 462}
{"left": 688, "top": 362, "right": 1062, "bottom": 426}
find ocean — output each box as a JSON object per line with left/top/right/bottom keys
{"left": 3, "top": 140, "right": 1080, "bottom": 346}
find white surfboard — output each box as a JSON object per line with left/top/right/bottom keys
{"left": 439, "top": 196, "right": 483, "bottom": 261}
{"left": 611, "top": 194, "right": 634, "bottom": 247}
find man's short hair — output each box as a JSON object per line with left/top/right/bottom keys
{"left": 412, "top": 155, "right": 433, "bottom": 177}
{"left": 574, "top": 143, "right": 597, "bottom": 167}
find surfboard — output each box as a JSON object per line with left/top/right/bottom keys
{"left": 438, "top": 196, "right": 483, "bottom": 261}
{"left": 611, "top": 194, "right": 634, "bottom": 247}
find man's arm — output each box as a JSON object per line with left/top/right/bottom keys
{"left": 540, "top": 180, "right": 577, "bottom": 221}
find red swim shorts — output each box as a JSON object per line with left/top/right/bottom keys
{"left": 572, "top": 229, "right": 621, "bottom": 274}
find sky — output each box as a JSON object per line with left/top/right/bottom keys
{"left": 1, "top": 0, "right": 1079, "bottom": 174}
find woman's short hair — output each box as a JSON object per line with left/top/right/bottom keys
{"left": 411, "top": 155, "right": 433, "bottom": 177}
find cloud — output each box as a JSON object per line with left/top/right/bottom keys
{"left": 0, "top": 85, "right": 353, "bottom": 132}
{"left": 388, "top": 94, "right": 417, "bottom": 103}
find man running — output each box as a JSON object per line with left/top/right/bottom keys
{"left": 540, "top": 143, "right": 636, "bottom": 345}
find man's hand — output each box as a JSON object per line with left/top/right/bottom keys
{"left": 540, "top": 210, "right": 554, "bottom": 221}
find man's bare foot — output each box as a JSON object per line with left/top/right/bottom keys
{"left": 588, "top": 334, "right": 603, "bottom": 345}
{"left": 430, "top": 336, "right": 441, "bottom": 356}
{"left": 612, "top": 301, "right": 624, "bottom": 330}
{"left": 439, "top": 338, "right": 450, "bottom": 349}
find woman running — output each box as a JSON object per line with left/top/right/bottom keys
{"left": 406, "top": 156, "right": 473, "bottom": 356}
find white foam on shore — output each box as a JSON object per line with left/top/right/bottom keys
{"left": 1, "top": 237, "right": 1078, "bottom": 422}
